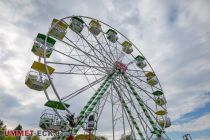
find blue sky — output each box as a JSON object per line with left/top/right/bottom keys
{"left": 0, "top": 0, "right": 210, "bottom": 140}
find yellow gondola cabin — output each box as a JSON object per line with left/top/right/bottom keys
{"left": 89, "top": 19, "right": 101, "bottom": 36}
{"left": 48, "top": 18, "right": 68, "bottom": 40}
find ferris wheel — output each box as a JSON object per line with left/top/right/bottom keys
{"left": 25, "top": 15, "right": 171, "bottom": 140}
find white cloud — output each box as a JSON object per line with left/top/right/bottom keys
{"left": 168, "top": 113, "right": 210, "bottom": 132}
{"left": 195, "top": 136, "right": 210, "bottom": 140}
{"left": 0, "top": 0, "right": 210, "bottom": 139}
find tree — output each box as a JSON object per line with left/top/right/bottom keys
{"left": 119, "top": 134, "right": 134, "bottom": 140}
{"left": 3, "top": 136, "right": 16, "bottom": 140}
{"left": 0, "top": 120, "right": 7, "bottom": 140}
{"left": 95, "top": 135, "right": 108, "bottom": 140}
{"left": 25, "top": 136, "right": 40, "bottom": 140}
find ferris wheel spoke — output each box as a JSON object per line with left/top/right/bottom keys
{"left": 73, "top": 70, "right": 120, "bottom": 134}
{"left": 119, "top": 75, "right": 166, "bottom": 116}
{"left": 46, "top": 61, "right": 110, "bottom": 74}
{"left": 123, "top": 74, "right": 163, "bottom": 137}
{"left": 61, "top": 76, "right": 106, "bottom": 102}
{"left": 53, "top": 71, "right": 106, "bottom": 76}
{"left": 77, "top": 33, "right": 114, "bottom": 69}
{"left": 51, "top": 47, "right": 107, "bottom": 74}
{"left": 126, "top": 72, "right": 162, "bottom": 91}
{"left": 122, "top": 75, "right": 167, "bottom": 111}
{"left": 118, "top": 77, "right": 156, "bottom": 130}
{"left": 94, "top": 90, "right": 110, "bottom": 123}
{"left": 97, "top": 32, "right": 117, "bottom": 62}
{"left": 115, "top": 76, "right": 165, "bottom": 127}
{"left": 98, "top": 30, "right": 119, "bottom": 62}
{"left": 126, "top": 68, "right": 145, "bottom": 73}
{"left": 74, "top": 34, "right": 111, "bottom": 69}
{"left": 112, "top": 82, "right": 146, "bottom": 140}
{"left": 66, "top": 32, "right": 113, "bottom": 69}
{"left": 100, "top": 30, "right": 120, "bottom": 60}
{"left": 62, "top": 36, "right": 113, "bottom": 68}
{"left": 115, "top": 76, "right": 154, "bottom": 102}
{"left": 83, "top": 24, "right": 116, "bottom": 63}
{"left": 114, "top": 80, "right": 153, "bottom": 136}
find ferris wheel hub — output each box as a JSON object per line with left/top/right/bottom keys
{"left": 114, "top": 61, "right": 127, "bottom": 72}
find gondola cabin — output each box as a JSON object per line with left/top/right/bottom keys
{"left": 155, "top": 110, "right": 167, "bottom": 116}
{"left": 158, "top": 117, "right": 171, "bottom": 128}
{"left": 89, "top": 19, "right": 101, "bottom": 36}
{"left": 135, "top": 55, "right": 147, "bottom": 68}
{"left": 69, "top": 16, "right": 84, "bottom": 33}
{"left": 155, "top": 97, "right": 167, "bottom": 106}
{"left": 145, "top": 71, "right": 158, "bottom": 86}
{"left": 106, "top": 29, "right": 118, "bottom": 43}
{"left": 122, "top": 41, "right": 133, "bottom": 54}
{"left": 31, "top": 33, "right": 56, "bottom": 58}
{"left": 152, "top": 90, "right": 163, "bottom": 96}
{"left": 39, "top": 109, "right": 68, "bottom": 132}
{"left": 44, "top": 100, "right": 70, "bottom": 110}
{"left": 25, "top": 71, "right": 50, "bottom": 91}
{"left": 48, "top": 18, "right": 68, "bottom": 40}
{"left": 87, "top": 114, "right": 96, "bottom": 130}
{"left": 31, "top": 61, "right": 55, "bottom": 75}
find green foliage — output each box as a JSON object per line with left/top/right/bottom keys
{"left": 3, "top": 136, "right": 16, "bottom": 140}
{"left": 95, "top": 135, "right": 108, "bottom": 140}
{"left": 0, "top": 120, "right": 7, "bottom": 140}
{"left": 25, "top": 136, "right": 40, "bottom": 140}
{"left": 119, "top": 134, "right": 134, "bottom": 140}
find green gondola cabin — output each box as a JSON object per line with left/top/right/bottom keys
{"left": 44, "top": 100, "right": 70, "bottom": 110}
{"left": 122, "top": 41, "right": 133, "bottom": 54}
{"left": 106, "top": 29, "right": 118, "bottom": 43}
{"left": 152, "top": 90, "right": 163, "bottom": 96}
{"left": 31, "top": 33, "right": 56, "bottom": 58}
{"left": 135, "top": 55, "right": 147, "bottom": 68}
{"left": 48, "top": 18, "right": 68, "bottom": 40}
{"left": 69, "top": 16, "right": 85, "bottom": 33}
{"left": 89, "top": 19, "right": 101, "bottom": 36}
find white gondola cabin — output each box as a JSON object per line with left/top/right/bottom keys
{"left": 39, "top": 109, "right": 68, "bottom": 132}
{"left": 25, "top": 71, "right": 50, "bottom": 91}
{"left": 135, "top": 55, "right": 147, "bottom": 68}
{"left": 87, "top": 114, "right": 96, "bottom": 130}
{"left": 106, "top": 29, "right": 118, "bottom": 43}
{"left": 145, "top": 71, "right": 158, "bottom": 86}
{"left": 48, "top": 18, "right": 68, "bottom": 40}
{"left": 89, "top": 19, "right": 101, "bottom": 36}
{"left": 69, "top": 16, "right": 84, "bottom": 33}
{"left": 31, "top": 33, "right": 56, "bottom": 58}
{"left": 122, "top": 41, "right": 133, "bottom": 54}
{"left": 158, "top": 117, "right": 171, "bottom": 128}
